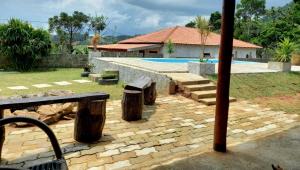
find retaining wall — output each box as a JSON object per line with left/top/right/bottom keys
{"left": 89, "top": 55, "right": 171, "bottom": 93}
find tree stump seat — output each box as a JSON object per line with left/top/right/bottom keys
{"left": 122, "top": 76, "right": 157, "bottom": 121}
{"left": 121, "top": 90, "right": 143, "bottom": 121}
{"left": 124, "top": 76, "right": 157, "bottom": 105}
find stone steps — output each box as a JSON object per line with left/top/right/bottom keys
{"left": 177, "top": 79, "right": 210, "bottom": 86}
{"left": 166, "top": 73, "right": 236, "bottom": 106}
{"left": 191, "top": 90, "right": 217, "bottom": 100}
{"left": 184, "top": 83, "right": 216, "bottom": 92}
{"left": 199, "top": 97, "right": 237, "bottom": 106}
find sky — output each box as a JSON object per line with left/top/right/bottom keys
{"left": 0, "top": 0, "right": 292, "bottom": 36}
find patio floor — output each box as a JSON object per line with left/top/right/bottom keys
{"left": 0, "top": 95, "right": 299, "bottom": 169}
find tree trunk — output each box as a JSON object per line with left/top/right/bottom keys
{"left": 74, "top": 100, "right": 106, "bottom": 143}
{"left": 0, "top": 110, "right": 5, "bottom": 161}
{"left": 122, "top": 90, "right": 143, "bottom": 121}
{"left": 144, "top": 82, "right": 157, "bottom": 105}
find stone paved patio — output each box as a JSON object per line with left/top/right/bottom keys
{"left": 0, "top": 95, "right": 299, "bottom": 170}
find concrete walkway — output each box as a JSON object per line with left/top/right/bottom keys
{"left": 155, "top": 126, "right": 300, "bottom": 170}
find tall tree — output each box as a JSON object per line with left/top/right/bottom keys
{"left": 235, "top": 0, "right": 266, "bottom": 42}
{"left": 89, "top": 15, "right": 107, "bottom": 35}
{"left": 185, "top": 21, "right": 195, "bottom": 28}
{"left": 0, "top": 19, "right": 51, "bottom": 71}
{"left": 49, "top": 11, "right": 89, "bottom": 53}
{"left": 209, "top": 11, "right": 222, "bottom": 32}
{"left": 195, "top": 16, "right": 210, "bottom": 58}
{"left": 236, "top": 0, "right": 266, "bottom": 20}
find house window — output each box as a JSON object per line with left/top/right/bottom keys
{"left": 204, "top": 53, "right": 211, "bottom": 58}
{"left": 149, "top": 51, "right": 158, "bottom": 54}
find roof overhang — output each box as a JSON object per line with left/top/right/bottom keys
{"left": 88, "top": 44, "right": 162, "bottom": 52}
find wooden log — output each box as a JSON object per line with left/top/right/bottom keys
{"left": 0, "top": 109, "right": 4, "bottom": 161}
{"left": 74, "top": 100, "right": 106, "bottom": 143}
{"left": 122, "top": 90, "right": 143, "bottom": 121}
{"left": 144, "top": 82, "right": 157, "bottom": 105}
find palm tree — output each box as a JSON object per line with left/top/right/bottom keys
{"left": 195, "top": 16, "right": 210, "bottom": 59}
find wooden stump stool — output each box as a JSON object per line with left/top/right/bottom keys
{"left": 122, "top": 90, "right": 143, "bottom": 121}
{"left": 74, "top": 99, "right": 106, "bottom": 143}
{"left": 144, "top": 82, "right": 157, "bottom": 105}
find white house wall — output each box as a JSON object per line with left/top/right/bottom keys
{"left": 161, "top": 44, "right": 257, "bottom": 58}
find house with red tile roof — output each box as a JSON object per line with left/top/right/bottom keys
{"left": 90, "top": 26, "right": 262, "bottom": 58}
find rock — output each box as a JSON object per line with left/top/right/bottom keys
{"left": 12, "top": 110, "right": 41, "bottom": 127}
{"left": 62, "top": 103, "right": 76, "bottom": 114}
{"left": 4, "top": 109, "right": 14, "bottom": 118}
{"left": 37, "top": 104, "right": 63, "bottom": 116}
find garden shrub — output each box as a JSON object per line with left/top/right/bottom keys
{"left": 0, "top": 19, "right": 51, "bottom": 71}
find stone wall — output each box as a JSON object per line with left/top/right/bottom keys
{"left": 89, "top": 56, "right": 171, "bottom": 93}
{"left": 39, "top": 54, "right": 88, "bottom": 68}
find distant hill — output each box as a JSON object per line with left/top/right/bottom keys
{"left": 51, "top": 34, "right": 134, "bottom": 45}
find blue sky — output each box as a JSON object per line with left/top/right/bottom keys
{"left": 0, "top": 0, "right": 292, "bottom": 35}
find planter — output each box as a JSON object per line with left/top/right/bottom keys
{"left": 268, "top": 62, "right": 291, "bottom": 72}
{"left": 188, "top": 62, "right": 216, "bottom": 75}
{"left": 291, "top": 54, "right": 300, "bottom": 66}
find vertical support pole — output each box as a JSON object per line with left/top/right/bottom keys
{"left": 213, "top": 0, "right": 236, "bottom": 152}
{"left": 0, "top": 109, "right": 5, "bottom": 160}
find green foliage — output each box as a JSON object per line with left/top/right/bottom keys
{"left": 274, "top": 38, "right": 296, "bottom": 62}
{"left": 49, "top": 11, "right": 89, "bottom": 53}
{"left": 185, "top": 21, "right": 195, "bottom": 28}
{"left": 89, "top": 15, "right": 107, "bottom": 34}
{"left": 199, "top": 58, "right": 208, "bottom": 63}
{"left": 0, "top": 19, "right": 51, "bottom": 71}
{"left": 209, "top": 11, "right": 222, "bottom": 32}
{"left": 166, "top": 39, "right": 174, "bottom": 55}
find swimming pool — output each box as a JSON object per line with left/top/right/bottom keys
{"left": 143, "top": 58, "right": 255, "bottom": 64}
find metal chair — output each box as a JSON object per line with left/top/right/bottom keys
{"left": 0, "top": 117, "right": 68, "bottom": 170}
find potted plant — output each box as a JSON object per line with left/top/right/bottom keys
{"left": 81, "top": 63, "right": 94, "bottom": 77}
{"left": 268, "top": 38, "right": 296, "bottom": 72}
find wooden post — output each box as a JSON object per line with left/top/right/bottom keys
{"left": 122, "top": 90, "right": 143, "bottom": 121}
{"left": 213, "top": 0, "right": 236, "bottom": 152}
{"left": 74, "top": 100, "right": 106, "bottom": 143}
{"left": 144, "top": 82, "right": 157, "bottom": 105}
{"left": 0, "top": 109, "right": 4, "bottom": 161}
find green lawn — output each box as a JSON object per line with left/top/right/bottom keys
{"left": 0, "top": 68, "right": 123, "bottom": 100}
{"left": 208, "top": 72, "right": 300, "bottom": 115}
{"left": 208, "top": 72, "right": 300, "bottom": 100}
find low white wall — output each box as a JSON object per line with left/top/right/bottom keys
{"left": 89, "top": 56, "right": 172, "bottom": 93}
{"left": 161, "top": 44, "right": 257, "bottom": 59}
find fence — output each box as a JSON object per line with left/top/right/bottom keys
{"left": 39, "top": 54, "right": 88, "bottom": 68}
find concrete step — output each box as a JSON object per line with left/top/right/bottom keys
{"left": 184, "top": 83, "right": 216, "bottom": 92}
{"left": 191, "top": 90, "right": 217, "bottom": 100}
{"left": 177, "top": 79, "right": 210, "bottom": 86}
{"left": 198, "top": 97, "right": 237, "bottom": 106}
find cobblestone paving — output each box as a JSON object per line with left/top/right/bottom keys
{"left": 0, "top": 95, "right": 299, "bottom": 170}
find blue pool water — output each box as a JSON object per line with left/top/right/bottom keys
{"left": 143, "top": 58, "right": 255, "bottom": 64}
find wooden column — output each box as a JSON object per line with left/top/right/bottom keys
{"left": 213, "top": 0, "right": 236, "bottom": 152}
{"left": 74, "top": 100, "right": 106, "bottom": 143}
{"left": 122, "top": 90, "right": 143, "bottom": 121}
{"left": 0, "top": 109, "right": 4, "bottom": 160}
